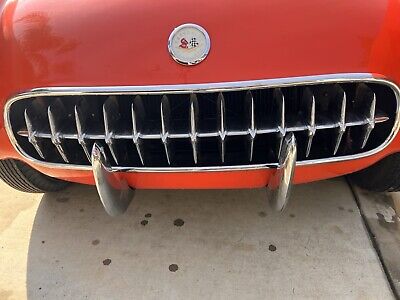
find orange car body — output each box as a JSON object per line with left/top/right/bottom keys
{"left": 1, "top": 0, "right": 400, "bottom": 189}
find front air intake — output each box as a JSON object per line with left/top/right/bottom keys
{"left": 5, "top": 76, "right": 399, "bottom": 171}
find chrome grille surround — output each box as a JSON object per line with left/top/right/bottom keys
{"left": 4, "top": 73, "right": 400, "bottom": 172}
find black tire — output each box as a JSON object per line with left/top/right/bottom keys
{"left": 0, "top": 159, "right": 69, "bottom": 193}
{"left": 349, "top": 153, "right": 400, "bottom": 192}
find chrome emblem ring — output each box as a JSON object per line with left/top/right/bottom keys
{"left": 168, "top": 23, "right": 210, "bottom": 66}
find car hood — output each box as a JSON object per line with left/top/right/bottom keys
{"left": 0, "top": 0, "right": 400, "bottom": 90}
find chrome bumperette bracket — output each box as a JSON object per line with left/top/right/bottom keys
{"left": 91, "top": 143, "right": 134, "bottom": 216}
{"left": 267, "top": 133, "right": 297, "bottom": 212}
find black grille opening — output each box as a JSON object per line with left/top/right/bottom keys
{"left": 7, "top": 80, "right": 398, "bottom": 169}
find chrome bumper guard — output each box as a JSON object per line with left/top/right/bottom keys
{"left": 91, "top": 143, "right": 134, "bottom": 216}
{"left": 91, "top": 134, "right": 296, "bottom": 217}
{"left": 267, "top": 133, "right": 297, "bottom": 211}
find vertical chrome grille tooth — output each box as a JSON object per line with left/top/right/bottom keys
{"left": 361, "top": 91, "right": 376, "bottom": 149}
{"left": 246, "top": 91, "right": 256, "bottom": 161}
{"left": 274, "top": 89, "right": 286, "bottom": 157}
{"left": 103, "top": 96, "right": 120, "bottom": 165}
{"left": 131, "top": 100, "right": 145, "bottom": 166}
{"left": 304, "top": 88, "right": 316, "bottom": 157}
{"left": 333, "top": 88, "right": 347, "bottom": 155}
{"left": 47, "top": 104, "right": 69, "bottom": 163}
{"left": 160, "top": 95, "right": 171, "bottom": 165}
{"left": 354, "top": 84, "right": 377, "bottom": 149}
{"left": 217, "top": 92, "right": 226, "bottom": 163}
{"left": 74, "top": 105, "right": 91, "bottom": 162}
{"left": 189, "top": 94, "right": 199, "bottom": 164}
{"left": 24, "top": 108, "right": 45, "bottom": 159}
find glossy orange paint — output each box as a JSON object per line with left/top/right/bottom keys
{"left": 1, "top": 0, "right": 400, "bottom": 189}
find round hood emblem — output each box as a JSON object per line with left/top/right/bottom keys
{"left": 168, "top": 24, "right": 210, "bottom": 66}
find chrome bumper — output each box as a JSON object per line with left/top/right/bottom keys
{"left": 91, "top": 133, "right": 296, "bottom": 216}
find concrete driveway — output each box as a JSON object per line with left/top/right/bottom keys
{"left": 0, "top": 178, "right": 396, "bottom": 299}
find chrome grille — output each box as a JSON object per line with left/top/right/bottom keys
{"left": 6, "top": 77, "right": 399, "bottom": 170}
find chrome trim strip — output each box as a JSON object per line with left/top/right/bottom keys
{"left": 16, "top": 115, "right": 389, "bottom": 141}
{"left": 4, "top": 73, "right": 400, "bottom": 173}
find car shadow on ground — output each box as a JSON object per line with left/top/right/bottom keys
{"left": 25, "top": 179, "right": 391, "bottom": 299}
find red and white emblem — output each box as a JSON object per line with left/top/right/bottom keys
{"left": 168, "top": 24, "right": 210, "bottom": 66}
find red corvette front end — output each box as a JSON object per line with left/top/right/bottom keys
{"left": 1, "top": 0, "right": 400, "bottom": 214}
